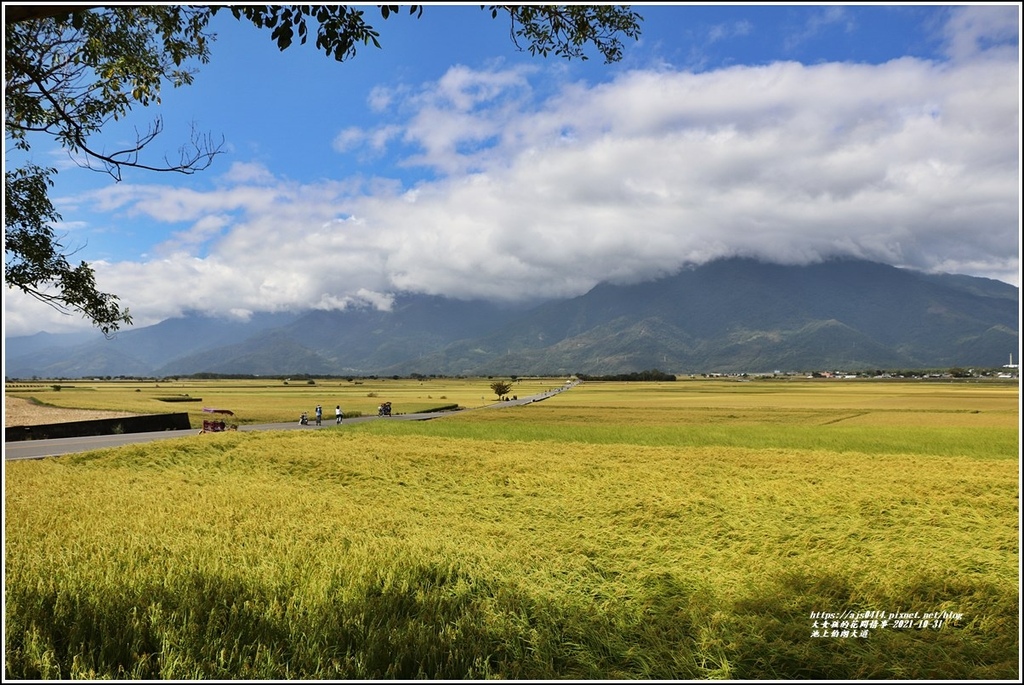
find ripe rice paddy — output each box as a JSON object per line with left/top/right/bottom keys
{"left": 4, "top": 377, "right": 567, "bottom": 426}
{"left": 4, "top": 378, "right": 1019, "bottom": 679}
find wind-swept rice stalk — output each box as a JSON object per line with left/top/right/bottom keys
{"left": 5, "top": 379, "right": 1018, "bottom": 679}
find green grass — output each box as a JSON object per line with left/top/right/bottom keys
{"left": 351, "top": 379, "right": 1019, "bottom": 460}
{"left": 354, "top": 406, "right": 1018, "bottom": 459}
{"left": 4, "top": 379, "right": 1019, "bottom": 679}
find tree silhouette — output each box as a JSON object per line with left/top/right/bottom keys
{"left": 489, "top": 380, "right": 513, "bottom": 400}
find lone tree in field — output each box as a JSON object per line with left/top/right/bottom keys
{"left": 4, "top": 5, "right": 643, "bottom": 336}
{"left": 490, "top": 380, "right": 513, "bottom": 400}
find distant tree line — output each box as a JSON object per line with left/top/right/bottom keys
{"left": 7, "top": 367, "right": 1015, "bottom": 384}
{"left": 575, "top": 369, "right": 677, "bottom": 382}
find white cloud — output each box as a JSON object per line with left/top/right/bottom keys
{"left": 368, "top": 84, "right": 403, "bottom": 112}
{"left": 942, "top": 4, "right": 1019, "bottom": 62}
{"left": 333, "top": 126, "right": 366, "bottom": 152}
{"left": 333, "top": 124, "right": 403, "bottom": 155}
{"left": 4, "top": 12, "right": 1019, "bottom": 337}
{"left": 219, "top": 161, "right": 276, "bottom": 185}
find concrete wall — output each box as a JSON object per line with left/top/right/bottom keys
{"left": 6, "top": 413, "right": 192, "bottom": 442}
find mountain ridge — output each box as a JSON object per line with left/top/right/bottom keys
{"left": 5, "top": 258, "right": 1018, "bottom": 378}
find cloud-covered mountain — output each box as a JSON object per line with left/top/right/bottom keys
{"left": 385, "top": 258, "right": 1018, "bottom": 375}
{"left": 4, "top": 259, "right": 1017, "bottom": 378}
{"left": 6, "top": 7, "right": 1020, "bottom": 336}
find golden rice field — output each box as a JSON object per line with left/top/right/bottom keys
{"left": 4, "top": 376, "right": 568, "bottom": 426}
{"left": 4, "top": 377, "right": 1019, "bottom": 679}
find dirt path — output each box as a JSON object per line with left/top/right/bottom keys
{"left": 5, "top": 397, "right": 141, "bottom": 427}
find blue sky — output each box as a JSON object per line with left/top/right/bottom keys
{"left": 3, "top": 3, "right": 1021, "bottom": 337}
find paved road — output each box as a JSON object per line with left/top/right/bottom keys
{"left": 4, "top": 384, "right": 578, "bottom": 461}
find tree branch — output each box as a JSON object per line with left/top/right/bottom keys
{"left": 74, "top": 119, "right": 226, "bottom": 181}
{"left": 7, "top": 47, "right": 224, "bottom": 181}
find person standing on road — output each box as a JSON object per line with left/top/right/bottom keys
{"left": 335, "top": 405, "right": 343, "bottom": 424}
{"left": 315, "top": 404, "right": 323, "bottom": 426}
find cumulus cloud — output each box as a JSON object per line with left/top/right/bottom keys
{"left": 4, "top": 10, "right": 1018, "bottom": 337}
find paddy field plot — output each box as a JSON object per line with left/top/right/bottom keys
{"left": 4, "top": 377, "right": 565, "bottom": 427}
{"left": 4, "top": 378, "right": 1019, "bottom": 679}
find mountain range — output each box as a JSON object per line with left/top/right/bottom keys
{"left": 4, "top": 258, "right": 1019, "bottom": 378}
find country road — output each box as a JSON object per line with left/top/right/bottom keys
{"left": 4, "top": 384, "right": 577, "bottom": 461}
